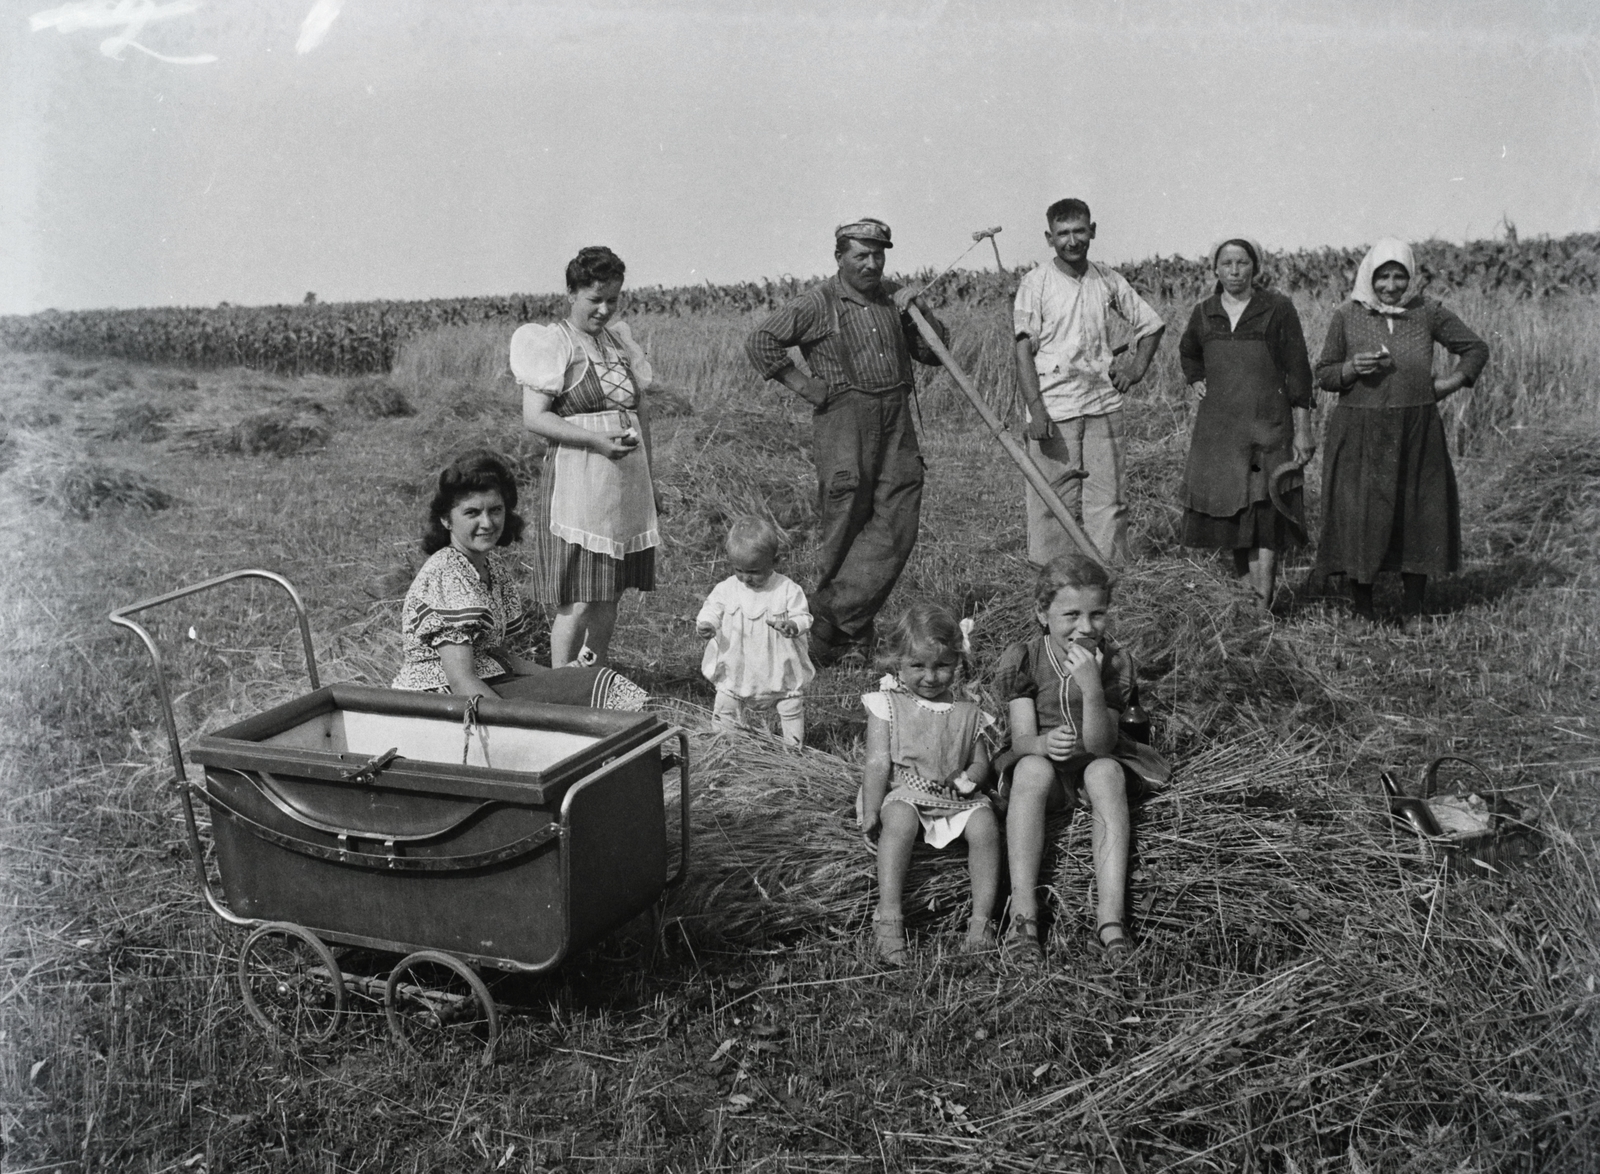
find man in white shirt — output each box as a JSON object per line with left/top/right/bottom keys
{"left": 1013, "top": 199, "right": 1165, "bottom": 564}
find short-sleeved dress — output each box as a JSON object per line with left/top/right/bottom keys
{"left": 1314, "top": 297, "right": 1488, "bottom": 582}
{"left": 1178, "top": 290, "right": 1314, "bottom": 550}
{"left": 993, "top": 634, "right": 1170, "bottom": 794}
{"left": 392, "top": 546, "right": 647, "bottom": 710}
{"left": 857, "top": 680, "right": 994, "bottom": 849}
{"left": 696, "top": 572, "right": 815, "bottom": 701}
{"left": 509, "top": 320, "right": 660, "bottom": 604}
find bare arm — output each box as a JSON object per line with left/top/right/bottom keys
{"left": 523, "top": 390, "right": 633, "bottom": 459}
{"left": 860, "top": 712, "right": 893, "bottom": 833}
{"left": 438, "top": 642, "right": 499, "bottom": 700}
{"left": 1111, "top": 325, "right": 1164, "bottom": 392}
{"left": 963, "top": 739, "right": 991, "bottom": 788}
{"left": 1007, "top": 696, "right": 1051, "bottom": 759}
{"left": 1068, "top": 646, "right": 1118, "bottom": 756}
{"left": 1014, "top": 336, "right": 1054, "bottom": 441}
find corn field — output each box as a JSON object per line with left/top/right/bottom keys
{"left": 3, "top": 232, "right": 1595, "bottom": 376}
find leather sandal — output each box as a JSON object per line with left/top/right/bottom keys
{"left": 1003, "top": 913, "right": 1044, "bottom": 968}
{"left": 960, "top": 915, "right": 999, "bottom": 955}
{"left": 1094, "top": 920, "right": 1132, "bottom": 967}
{"left": 872, "top": 912, "right": 908, "bottom": 967}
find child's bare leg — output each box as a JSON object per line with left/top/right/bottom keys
{"left": 873, "top": 801, "right": 919, "bottom": 965}
{"left": 1005, "top": 756, "right": 1067, "bottom": 923}
{"left": 1083, "top": 758, "right": 1131, "bottom": 939}
{"left": 963, "top": 807, "right": 1002, "bottom": 923}
{"left": 875, "top": 801, "right": 920, "bottom": 919}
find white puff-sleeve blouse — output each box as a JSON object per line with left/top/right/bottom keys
{"left": 509, "top": 320, "right": 655, "bottom": 398}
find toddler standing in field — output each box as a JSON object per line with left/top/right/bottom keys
{"left": 857, "top": 603, "right": 1001, "bottom": 966}
{"left": 696, "top": 516, "right": 814, "bottom": 746}
{"left": 994, "top": 553, "right": 1170, "bottom": 968}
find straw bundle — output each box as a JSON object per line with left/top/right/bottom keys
{"left": 674, "top": 723, "right": 1337, "bottom": 949}
{"left": 8, "top": 434, "right": 175, "bottom": 518}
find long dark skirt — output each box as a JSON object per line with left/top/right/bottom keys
{"left": 1316, "top": 403, "right": 1459, "bottom": 582}
{"left": 1182, "top": 493, "right": 1302, "bottom": 551}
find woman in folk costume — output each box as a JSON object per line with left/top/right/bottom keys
{"left": 512, "top": 246, "right": 672, "bottom": 666}
{"left": 1178, "top": 237, "right": 1315, "bottom": 606}
{"left": 1314, "top": 239, "right": 1488, "bottom": 625}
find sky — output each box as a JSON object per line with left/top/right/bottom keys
{"left": 2, "top": 0, "right": 1597, "bottom": 314}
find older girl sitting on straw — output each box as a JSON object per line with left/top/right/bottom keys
{"left": 857, "top": 603, "right": 1001, "bottom": 966}
{"left": 995, "top": 553, "right": 1170, "bottom": 968}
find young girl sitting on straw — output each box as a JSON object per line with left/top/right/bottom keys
{"left": 857, "top": 603, "right": 1001, "bottom": 966}
{"left": 994, "top": 553, "right": 1171, "bottom": 968}
{"left": 696, "top": 516, "right": 814, "bottom": 746}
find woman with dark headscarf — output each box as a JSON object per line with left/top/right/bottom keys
{"left": 1314, "top": 239, "right": 1488, "bottom": 624}
{"left": 1178, "top": 238, "right": 1314, "bottom": 605}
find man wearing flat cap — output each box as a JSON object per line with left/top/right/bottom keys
{"left": 746, "top": 218, "right": 949, "bottom": 665}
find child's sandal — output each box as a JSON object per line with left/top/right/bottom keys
{"left": 1094, "top": 920, "right": 1132, "bottom": 968}
{"left": 960, "top": 915, "right": 999, "bottom": 955}
{"left": 1003, "top": 913, "right": 1044, "bottom": 968}
{"left": 872, "top": 912, "right": 908, "bottom": 967}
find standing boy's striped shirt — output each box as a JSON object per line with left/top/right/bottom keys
{"left": 745, "top": 276, "right": 946, "bottom": 395}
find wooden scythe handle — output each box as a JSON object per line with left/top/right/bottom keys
{"left": 905, "top": 305, "right": 1108, "bottom": 569}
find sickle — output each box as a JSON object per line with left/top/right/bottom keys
{"left": 1268, "top": 458, "right": 1308, "bottom": 546}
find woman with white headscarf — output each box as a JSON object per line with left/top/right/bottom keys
{"left": 1178, "top": 237, "right": 1314, "bottom": 606}
{"left": 1314, "top": 239, "right": 1488, "bottom": 624}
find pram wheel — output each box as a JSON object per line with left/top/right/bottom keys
{"left": 238, "top": 921, "right": 345, "bottom": 1044}
{"left": 383, "top": 950, "right": 499, "bottom": 1067}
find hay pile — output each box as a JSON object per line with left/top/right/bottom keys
{"left": 175, "top": 398, "right": 333, "bottom": 457}
{"left": 672, "top": 715, "right": 1598, "bottom": 1163}
{"left": 343, "top": 376, "right": 415, "bottom": 419}
{"left": 7, "top": 435, "right": 174, "bottom": 518}
{"left": 89, "top": 400, "right": 173, "bottom": 442}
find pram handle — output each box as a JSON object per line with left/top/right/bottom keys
{"left": 110, "top": 569, "right": 320, "bottom": 784}
{"left": 111, "top": 570, "right": 319, "bottom": 930}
